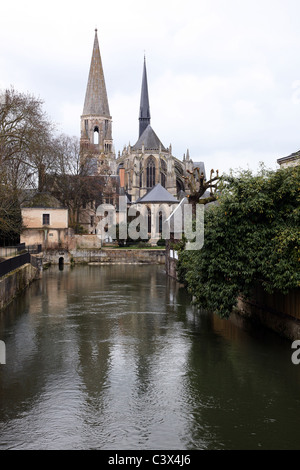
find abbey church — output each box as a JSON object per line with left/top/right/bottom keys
{"left": 80, "top": 30, "right": 205, "bottom": 209}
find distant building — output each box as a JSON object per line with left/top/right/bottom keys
{"left": 80, "top": 30, "right": 206, "bottom": 207}
{"left": 80, "top": 29, "right": 116, "bottom": 175}
{"left": 277, "top": 150, "right": 300, "bottom": 168}
{"left": 21, "top": 193, "right": 69, "bottom": 250}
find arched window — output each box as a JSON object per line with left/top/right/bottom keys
{"left": 147, "top": 156, "right": 156, "bottom": 188}
{"left": 93, "top": 126, "right": 99, "bottom": 145}
{"left": 161, "top": 159, "right": 167, "bottom": 187}
{"left": 147, "top": 206, "right": 151, "bottom": 234}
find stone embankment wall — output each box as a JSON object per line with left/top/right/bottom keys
{"left": 165, "top": 248, "right": 300, "bottom": 341}
{"left": 0, "top": 263, "right": 40, "bottom": 310}
{"left": 237, "top": 289, "right": 300, "bottom": 341}
{"left": 44, "top": 248, "right": 166, "bottom": 265}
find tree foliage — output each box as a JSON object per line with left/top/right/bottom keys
{"left": 0, "top": 88, "right": 118, "bottom": 240}
{"left": 176, "top": 165, "right": 300, "bottom": 318}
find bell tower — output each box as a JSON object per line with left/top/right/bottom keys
{"left": 80, "top": 29, "right": 115, "bottom": 173}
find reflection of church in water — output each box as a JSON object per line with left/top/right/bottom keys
{"left": 80, "top": 29, "right": 205, "bottom": 206}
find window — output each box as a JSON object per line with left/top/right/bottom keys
{"left": 43, "top": 214, "right": 50, "bottom": 225}
{"left": 147, "top": 156, "right": 156, "bottom": 188}
{"left": 104, "top": 120, "right": 109, "bottom": 136}
{"left": 84, "top": 119, "right": 88, "bottom": 136}
{"left": 161, "top": 159, "right": 167, "bottom": 188}
{"left": 93, "top": 126, "right": 99, "bottom": 145}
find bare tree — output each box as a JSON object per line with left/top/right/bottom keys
{"left": 184, "top": 167, "right": 222, "bottom": 214}
{"left": 0, "top": 87, "right": 57, "bottom": 191}
{"left": 50, "top": 134, "right": 118, "bottom": 233}
{"left": 0, "top": 88, "right": 118, "bottom": 240}
{"left": 0, "top": 87, "right": 58, "bottom": 243}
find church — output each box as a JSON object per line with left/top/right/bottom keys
{"left": 79, "top": 30, "right": 205, "bottom": 232}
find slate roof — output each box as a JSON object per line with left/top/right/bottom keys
{"left": 132, "top": 125, "right": 167, "bottom": 152}
{"left": 193, "top": 161, "right": 206, "bottom": 179}
{"left": 82, "top": 30, "right": 110, "bottom": 117}
{"left": 21, "top": 192, "right": 65, "bottom": 209}
{"left": 137, "top": 184, "right": 179, "bottom": 204}
{"left": 139, "top": 58, "right": 151, "bottom": 121}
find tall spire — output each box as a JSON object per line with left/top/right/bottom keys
{"left": 139, "top": 55, "right": 151, "bottom": 138}
{"left": 83, "top": 29, "right": 110, "bottom": 117}
{"left": 80, "top": 30, "right": 114, "bottom": 165}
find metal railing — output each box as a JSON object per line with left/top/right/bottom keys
{"left": 0, "top": 252, "right": 31, "bottom": 278}
{"left": 0, "top": 244, "right": 42, "bottom": 258}
{"left": 0, "top": 244, "right": 42, "bottom": 278}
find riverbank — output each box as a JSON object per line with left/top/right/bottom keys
{"left": 0, "top": 262, "right": 40, "bottom": 310}
{"left": 1, "top": 263, "right": 299, "bottom": 450}
{"left": 43, "top": 248, "right": 166, "bottom": 265}
{"left": 0, "top": 248, "right": 165, "bottom": 311}
{"left": 165, "top": 249, "right": 300, "bottom": 341}
{"left": 236, "top": 291, "right": 300, "bottom": 341}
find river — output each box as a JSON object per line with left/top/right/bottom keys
{"left": 0, "top": 264, "right": 299, "bottom": 450}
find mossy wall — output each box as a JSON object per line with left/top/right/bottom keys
{"left": 0, "top": 263, "right": 39, "bottom": 310}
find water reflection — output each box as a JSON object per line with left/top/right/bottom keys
{"left": 0, "top": 265, "right": 299, "bottom": 450}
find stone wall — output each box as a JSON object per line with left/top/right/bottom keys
{"left": 68, "top": 234, "right": 102, "bottom": 250}
{"left": 21, "top": 228, "right": 69, "bottom": 250}
{"left": 0, "top": 263, "right": 39, "bottom": 310}
{"left": 165, "top": 243, "right": 300, "bottom": 341}
{"left": 44, "top": 248, "right": 166, "bottom": 265}
{"left": 165, "top": 254, "right": 178, "bottom": 279}
{"left": 237, "top": 290, "right": 300, "bottom": 341}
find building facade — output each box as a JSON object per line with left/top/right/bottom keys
{"left": 277, "top": 150, "right": 300, "bottom": 168}
{"left": 21, "top": 193, "right": 69, "bottom": 250}
{"left": 80, "top": 30, "right": 206, "bottom": 207}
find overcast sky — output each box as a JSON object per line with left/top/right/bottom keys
{"left": 1, "top": 0, "right": 300, "bottom": 175}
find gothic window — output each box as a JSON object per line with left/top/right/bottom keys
{"left": 146, "top": 156, "right": 156, "bottom": 188}
{"left": 93, "top": 126, "right": 99, "bottom": 145}
{"left": 161, "top": 159, "right": 167, "bottom": 187}
{"left": 140, "top": 171, "right": 143, "bottom": 188}
{"left": 147, "top": 206, "right": 151, "bottom": 234}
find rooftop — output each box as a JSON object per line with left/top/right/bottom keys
{"left": 137, "top": 184, "right": 179, "bottom": 204}
{"left": 21, "top": 192, "right": 65, "bottom": 209}
{"left": 132, "top": 125, "right": 167, "bottom": 152}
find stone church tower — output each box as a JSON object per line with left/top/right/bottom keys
{"left": 79, "top": 31, "right": 205, "bottom": 206}
{"left": 116, "top": 57, "right": 199, "bottom": 203}
{"left": 80, "top": 29, "right": 116, "bottom": 174}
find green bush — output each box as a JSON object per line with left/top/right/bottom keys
{"left": 177, "top": 165, "right": 300, "bottom": 318}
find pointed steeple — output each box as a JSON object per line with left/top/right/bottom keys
{"left": 80, "top": 30, "right": 114, "bottom": 168}
{"left": 139, "top": 55, "right": 151, "bottom": 138}
{"left": 83, "top": 29, "right": 110, "bottom": 117}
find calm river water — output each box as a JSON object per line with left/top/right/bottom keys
{"left": 0, "top": 264, "right": 300, "bottom": 450}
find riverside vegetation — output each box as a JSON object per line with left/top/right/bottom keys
{"left": 175, "top": 165, "right": 300, "bottom": 319}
